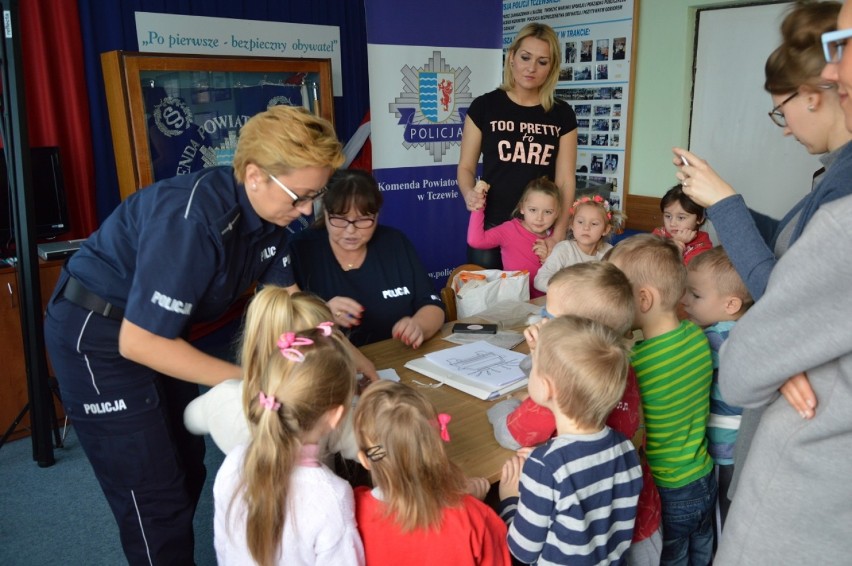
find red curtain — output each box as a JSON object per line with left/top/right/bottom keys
{"left": 18, "top": 0, "right": 97, "bottom": 239}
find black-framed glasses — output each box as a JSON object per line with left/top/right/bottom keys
{"left": 265, "top": 171, "right": 327, "bottom": 206}
{"left": 327, "top": 215, "right": 376, "bottom": 229}
{"left": 822, "top": 28, "right": 852, "bottom": 64}
{"left": 768, "top": 91, "right": 799, "bottom": 128}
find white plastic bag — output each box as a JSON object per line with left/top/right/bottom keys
{"left": 452, "top": 269, "right": 530, "bottom": 319}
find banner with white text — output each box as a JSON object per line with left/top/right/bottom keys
{"left": 504, "top": 0, "right": 634, "bottom": 210}
{"left": 365, "top": 1, "right": 503, "bottom": 289}
{"left": 135, "top": 12, "right": 342, "bottom": 95}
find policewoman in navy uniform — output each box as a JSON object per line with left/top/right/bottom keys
{"left": 43, "top": 105, "right": 344, "bottom": 565}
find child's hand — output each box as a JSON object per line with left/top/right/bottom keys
{"left": 672, "top": 228, "right": 697, "bottom": 245}
{"left": 780, "top": 372, "right": 817, "bottom": 419}
{"left": 516, "top": 446, "right": 536, "bottom": 459}
{"left": 524, "top": 319, "right": 549, "bottom": 351}
{"left": 465, "top": 180, "right": 490, "bottom": 211}
{"left": 466, "top": 477, "right": 491, "bottom": 501}
{"left": 499, "top": 454, "right": 526, "bottom": 501}
{"left": 532, "top": 239, "right": 549, "bottom": 263}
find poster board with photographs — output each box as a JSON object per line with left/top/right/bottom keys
{"left": 503, "top": 0, "right": 636, "bottom": 215}
{"left": 101, "top": 51, "right": 334, "bottom": 201}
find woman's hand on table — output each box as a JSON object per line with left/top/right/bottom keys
{"left": 672, "top": 147, "right": 737, "bottom": 208}
{"left": 499, "top": 454, "right": 526, "bottom": 500}
{"left": 780, "top": 371, "right": 817, "bottom": 419}
{"left": 328, "top": 296, "right": 363, "bottom": 328}
{"left": 466, "top": 477, "right": 491, "bottom": 501}
{"left": 392, "top": 316, "right": 426, "bottom": 349}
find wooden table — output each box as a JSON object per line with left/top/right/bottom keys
{"left": 360, "top": 324, "right": 531, "bottom": 483}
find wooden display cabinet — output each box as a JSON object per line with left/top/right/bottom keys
{"left": 101, "top": 51, "right": 334, "bottom": 201}
{"left": 0, "top": 260, "right": 65, "bottom": 442}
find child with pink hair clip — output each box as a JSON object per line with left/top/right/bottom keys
{"left": 534, "top": 194, "right": 625, "bottom": 293}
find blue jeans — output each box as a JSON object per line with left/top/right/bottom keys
{"left": 657, "top": 471, "right": 717, "bottom": 566}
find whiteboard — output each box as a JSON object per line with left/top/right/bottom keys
{"left": 689, "top": 2, "right": 820, "bottom": 227}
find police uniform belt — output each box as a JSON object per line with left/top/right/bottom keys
{"left": 63, "top": 276, "right": 125, "bottom": 321}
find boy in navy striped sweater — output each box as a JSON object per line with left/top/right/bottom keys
{"left": 498, "top": 315, "right": 643, "bottom": 565}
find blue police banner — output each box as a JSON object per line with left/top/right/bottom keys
{"left": 365, "top": 1, "right": 502, "bottom": 289}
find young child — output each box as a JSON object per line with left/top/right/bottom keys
{"left": 184, "top": 290, "right": 363, "bottom": 459}
{"left": 534, "top": 194, "right": 625, "bottom": 293}
{"left": 353, "top": 380, "right": 511, "bottom": 565}
{"left": 681, "top": 246, "right": 753, "bottom": 532}
{"left": 498, "top": 315, "right": 643, "bottom": 565}
{"left": 652, "top": 184, "right": 712, "bottom": 265}
{"left": 467, "top": 176, "right": 562, "bottom": 298}
{"left": 213, "top": 287, "right": 364, "bottom": 565}
{"left": 607, "top": 234, "right": 716, "bottom": 565}
{"left": 487, "top": 261, "right": 662, "bottom": 564}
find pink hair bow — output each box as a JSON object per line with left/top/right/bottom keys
{"left": 258, "top": 391, "right": 281, "bottom": 412}
{"left": 277, "top": 332, "right": 314, "bottom": 362}
{"left": 316, "top": 321, "right": 334, "bottom": 336}
{"left": 438, "top": 413, "right": 451, "bottom": 442}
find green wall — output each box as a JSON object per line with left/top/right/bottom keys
{"left": 629, "top": 0, "right": 753, "bottom": 197}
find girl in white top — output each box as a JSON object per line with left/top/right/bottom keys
{"left": 213, "top": 286, "right": 364, "bottom": 566}
{"left": 534, "top": 194, "right": 625, "bottom": 293}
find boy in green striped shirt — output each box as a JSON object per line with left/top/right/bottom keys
{"left": 608, "top": 234, "right": 716, "bottom": 566}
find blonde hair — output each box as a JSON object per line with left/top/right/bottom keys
{"left": 547, "top": 262, "right": 635, "bottom": 335}
{"left": 501, "top": 23, "right": 561, "bottom": 111}
{"left": 534, "top": 315, "right": 630, "bottom": 429}
{"left": 606, "top": 234, "right": 686, "bottom": 310}
{"left": 354, "top": 381, "right": 468, "bottom": 532}
{"left": 235, "top": 287, "right": 355, "bottom": 566}
{"left": 511, "top": 176, "right": 563, "bottom": 219}
{"left": 232, "top": 105, "right": 344, "bottom": 183}
{"left": 688, "top": 246, "right": 754, "bottom": 312}
{"left": 567, "top": 196, "right": 627, "bottom": 246}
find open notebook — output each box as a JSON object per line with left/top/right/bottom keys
{"left": 405, "top": 341, "right": 528, "bottom": 400}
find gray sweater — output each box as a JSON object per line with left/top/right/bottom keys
{"left": 715, "top": 194, "right": 852, "bottom": 565}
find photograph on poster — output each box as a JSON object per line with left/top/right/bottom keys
{"left": 592, "top": 119, "right": 610, "bottom": 131}
{"left": 612, "top": 103, "right": 622, "bottom": 117}
{"left": 577, "top": 165, "right": 589, "bottom": 174}
{"left": 560, "top": 66, "right": 573, "bottom": 81}
{"left": 578, "top": 133, "right": 589, "bottom": 146}
{"left": 580, "top": 40, "right": 592, "bottom": 62}
{"left": 596, "top": 39, "right": 609, "bottom": 61}
{"left": 613, "top": 37, "right": 626, "bottom": 60}
{"left": 576, "top": 66, "right": 592, "bottom": 81}
{"left": 591, "top": 154, "right": 604, "bottom": 174}
{"left": 592, "top": 134, "right": 609, "bottom": 146}
{"left": 589, "top": 175, "right": 608, "bottom": 184}
{"left": 574, "top": 104, "right": 591, "bottom": 116}
{"left": 594, "top": 105, "right": 610, "bottom": 116}
{"left": 565, "top": 41, "right": 577, "bottom": 63}
{"left": 577, "top": 118, "right": 590, "bottom": 129}
{"left": 605, "top": 154, "right": 619, "bottom": 173}
{"left": 597, "top": 87, "right": 612, "bottom": 99}
{"left": 613, "top": 87, "right": 623, "bottom": 99}
{"left": 612, "top": 134, "right": 620, "bottom": 146}
{"left": 596, "top": 64, "right": 608, "bottom": 80}
{"left": 612, "top": 119, "right": 621, "bottom": 130}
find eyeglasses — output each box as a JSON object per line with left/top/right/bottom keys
{"left": 327, "top": 215, "right": 376, "bottom": 229}
{"left": 265, "top": 172, "right": 327, "bottom": 206}
{"left": 822, "top": 28, "right": 852, "bottom": 63}
{"left": 768, "top": 91, "right": 799, "bottom": 127}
